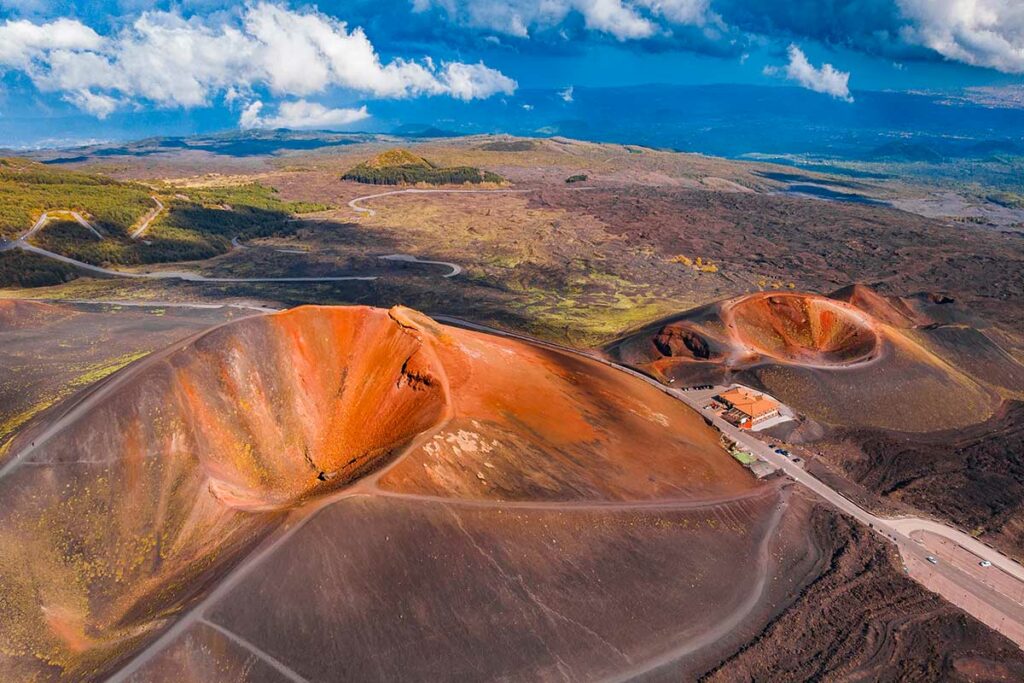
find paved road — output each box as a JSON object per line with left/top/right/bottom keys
{"left": 15, "top": 210, "right": 103, "bottom": 242}
{"left": 129, "top": 196, "right": 165, "bottom": 239}
{"left": 2, "top": 234, "right": 378, "bottom": 284}
{"left": 379, "top": 253, "right": 462, "bottom": 278}
{"left": 432, "top": 315, "right": 1024, "bottom": 648}
{"left": 348, "top": 187, "right": 534, "bottom": 218}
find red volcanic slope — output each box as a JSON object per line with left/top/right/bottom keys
{"left": 0, "top": 305, "right": 752, "bottom": 680}
{"left": 725, "top": 292, "right": 880, "bottom": 366}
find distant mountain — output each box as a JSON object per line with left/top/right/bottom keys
{"left": 13, "top": 84, "right": 1024, "bottom": 170}
{"left": 31, "top": 129, "right": 376, "bottom": 164}
{"left": 391, "top": 124, "right": 461, "bottom": 138}
{"left": 867, "top": 140, "right": 944, "bottom": 163}
{"left": 366, "top": 84, "right": 1024, "bottom": 162}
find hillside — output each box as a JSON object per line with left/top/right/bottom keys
{"left": 342, "top": 148, "right": 505, "bottom": 185}
{"left": 0, "top": 160, "right": 330, "bottom": 284}
{"left": 0, "top": 304, "right": 763, "bottom": 679}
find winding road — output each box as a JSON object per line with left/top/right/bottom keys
{"left": 129, "top": 196, "right": 165, "bottom": 239}
{"left": 433, "top": 315, "right": 1024, "bottom": 649}
{"left": 19, "top": 211, "right": 104, "bottom": 242}
{"left": 0, "top": 216, "right": 379, "bottom": 285}
{"left": 347, "top": 187, "right": 534, "bottom": 218}
{"left": 379, "top": 253, "right": 462, "bottom": 278}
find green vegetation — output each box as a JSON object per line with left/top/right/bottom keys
{"left": 730, "top": 449, "right": 757, "bottom": 466}
{"left": 0, "top": 250, "right": 78, "bottom": 287}
{"left": 342, "top": 148, "right": 505, "bottom": 186}
{"left": 565, "top": 174, "right": 589, "bottom": 184}
{"left": 21, "top": 181, "right": 329, "bottom": 269}
{"left": 478, "top": 140, "right": 539, "bottom": 152}
{"left": 670, "top": 254, "right": 719, "bottom": 273}
{"left": 0, "top": 158, "right": 153, "bottom": 241}
{"left": 986, "top": 191, "right": 1024, "bottom": 209}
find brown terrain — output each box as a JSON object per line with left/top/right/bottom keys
{"left": 609, "top": 284, "right": 1024, "bottom": 562}
{"left": 0, "top": 300, "right": 248, "bottom": 460}
{"left": 702, "top": 501, "right": 1024, "bottom": 683}
{"left": 0, "top": 304, "right": 760, "bottom": 680}
{"left": 3, "top": 136, "right": 1024, "bottom": 679}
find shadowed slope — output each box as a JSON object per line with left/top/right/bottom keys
{"left": 0, "top": 306, "right": 450, "bottom": 679}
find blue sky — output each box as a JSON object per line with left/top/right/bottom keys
{"left": 1, "top": 0, "right": 1023, "bottom": 146}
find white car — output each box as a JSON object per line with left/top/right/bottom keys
{"left": 979, "top": 560, "right": 992, "bottom": 568}
{"left": 926, "top": 556, "right": 938, "bottom": 565}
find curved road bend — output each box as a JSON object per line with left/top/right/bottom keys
{"left": 379, "top": 253, "right": 462, "bottom": 278}
{"left": 17, "top": 211, "right": 104, "bottom": 242}
{"left": 348, "top": 187, "right": 535, "bottom": 217}
{"left": 2, "top": 242, "right": 377, "bottom": 285}
{"left": 130, "top": 196, "right": 165, "bottom": 239}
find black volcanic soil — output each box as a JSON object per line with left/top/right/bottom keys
{"left": 542, "top": 185, "right": 1024, "bottom": 351}
{"left": 819, "top": 401, "right": 1024, "bottom": 560}
{"left": 701, "top": 504, "right": 1024, "bottom": 682}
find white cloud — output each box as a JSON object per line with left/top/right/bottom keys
{"left": 63, "top": 89, "right": 120, "bottom": 118}
{"left": 0, "top": 3, "right": 516, "bottom": 117}
{"left": 239, "top": 100, "right": 265, "bottom": 129}
{"left": 559, "top": 85, "right": 574, "bottom": 102}
{"left": 239, "top": 99, "right": 370, "bottom": 130}
{"left": 0, "top": 18, "right": 102, "bottom": 66}
{"left": 898, "top": 0, "right": 1024, "bottom": 74}
{"left": 439, "top": 61, "right": 517, "bottom": 100}
{"left": 412, "top": 0, "right": 715, "bottom": 41}
{"left": 769, "top": 44, "right": 853, "bottom": 102}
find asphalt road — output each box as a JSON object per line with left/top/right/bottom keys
{"left": 433, "top": 315, "right": 1024, "bottom": 648}
{"left": 379, "top": 253, "right": 462, "bottom": 278}
{"left": 1, "top": 231, "right": 379, "bottom": 284}
{"left": 347, "top": 187, "right": 534, "bottom": 218}
{"left": 129, "top": 196, "right": 165, "bottom": 239}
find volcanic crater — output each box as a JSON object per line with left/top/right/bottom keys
{"left": 724, "top": 292, "right": 880, "bottom": 367}
{"left": 0, "top": 303, "right": 756, "bottom": 680}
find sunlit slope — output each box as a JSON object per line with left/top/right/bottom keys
{"left": 608, "top": 287, "right": 1010, "bottom": 432}
{"left": 0, "top": 304, "right": 749, "bottom": 680}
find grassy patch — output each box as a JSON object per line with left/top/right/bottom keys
{"left": 0, "top": 158, "right": 153, "bottom": 241}
{"left": 21, "top": 179, "right": 330, "bottom": 269}
{"left": 343, "top": 148, "right": 505, "bottom": 185}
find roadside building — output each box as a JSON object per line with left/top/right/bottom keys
{"left": 715, "top": 387, "right": 781, "bottom": 429}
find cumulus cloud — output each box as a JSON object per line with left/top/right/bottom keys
{"left": 439, "top": 61, "right": 518, "bottom": 100}
{"left": 0, "top": 2, "right": 516, "bottom": 118}
{"left": 412, "top": 0, "right": 716, "bottom": 41}
{"left": 898, "top": 0, "right": 1024, "bottom": 74}
{"left": 767, "top": 44, "right": 853, "bottom": 102}
{"left": 0, "top": 18, "right": 102, "bottom": 66}
{"left": 239, "top": 99, "right": 370, "bottom": 129}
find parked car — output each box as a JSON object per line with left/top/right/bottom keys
{"left": 979, "top": 560, "right": 992, "bottom": 568}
